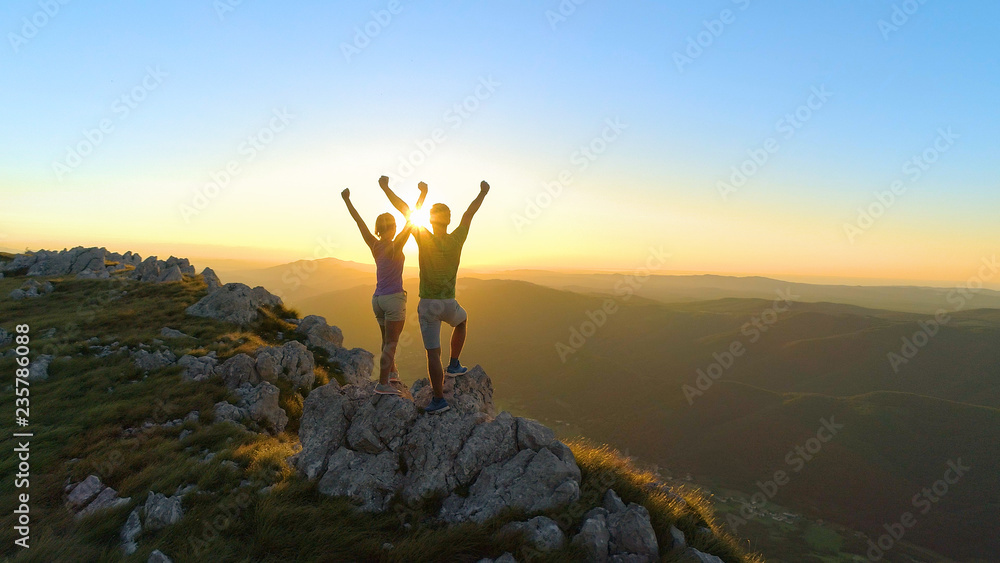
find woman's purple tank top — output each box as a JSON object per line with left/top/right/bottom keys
{"left": 372, "top": 239, "right": 405, "bottom": 296}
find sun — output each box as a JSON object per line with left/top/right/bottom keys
{"left": 409, "top": 207, "right": 431, "bottom": 230}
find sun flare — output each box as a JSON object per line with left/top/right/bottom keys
{"left": 408, "top": 207, "right": 432, "bottom": 231}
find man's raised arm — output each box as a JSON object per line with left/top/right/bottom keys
{"left": 379, "top": 175, "right": 417, "bottom": 219}
{"left": 460, "top": 181, "right": 490, "bottom": 229}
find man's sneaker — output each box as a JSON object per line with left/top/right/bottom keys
{"left": 425, "top": 397, "right": 451, "bottom": 415}
{"left": 388, "top": 372, "right": 401, "bottom": 383}
{"left": 375, "top": 383, "right": 400, "bottom": 396}
{"left": 446, "top": 363, "right": 468, "bottom": 377}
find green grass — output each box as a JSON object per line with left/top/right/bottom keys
{"left": 0, "top": 272, "right": 758, "bottom": 562}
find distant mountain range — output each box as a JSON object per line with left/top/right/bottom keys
{"left": 219, "top": 257, "right": 1000, "bottom": 315}
{"left": 220, "top": 259, "right": 1000, "bottom": 561}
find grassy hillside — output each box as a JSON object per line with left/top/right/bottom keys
{"left": 289, "top": 277, "right": 1000, "bottom": 560}
{"left": 0, "top": 271, "right": 760, "bottom": 562}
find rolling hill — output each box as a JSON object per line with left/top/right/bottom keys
{"left": 267, "top": 275, "right": 1000, "bottom": 561}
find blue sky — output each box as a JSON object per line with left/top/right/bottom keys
{"left": 1, "top": 1, "right": 998, "bottom": 284}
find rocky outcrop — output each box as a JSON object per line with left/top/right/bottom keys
{"left": 185, "top": 283, "right": 282, "bottom": 326}
{"left": 295, "top": 366, "right": 581, "bottom": 524}
{"left": 0, "top": 248, "right": 202, "bottom": 288}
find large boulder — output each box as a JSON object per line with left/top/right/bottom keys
{"left": 215, "top": 353, "right": 261, "bottom": 388}
{"left": 439, "top": 445, "right": 581, "bottom": 523}
{"left": 158, "top": 265, "right": 184, "bottom": 283}
{"left": 411, "top": 365, "right": 495, "bottom": 416}
{"left": 317, "top": 448, "right": 401, "bottom": 512}
{"left": 70, "top": 247, "right": 108, "bottom": 275}
{"left": 296, "top": 315, "right": 344, "bottom": 353}
{"left": 201, "top": 267, "right": 222, "bottom": 292}
{"left": 298, "top": 365, "right": 582, "bottom": 524}
{"left": 255, "top": 341, "right": 316, "bottom": 391}
{"left": 329, "top": 347, "right": 374, "bottom": 385}
{"left": 133, "top": 256, "right": 163, "bottom": 282}
{"left": 185, "top": 283, "right": 282, "bottom": 326}
{"left": 295, "top": 381, "right": 354, "bottom": 479}
{"left": 346, "top": 393, "right": 418, "bottom": 454}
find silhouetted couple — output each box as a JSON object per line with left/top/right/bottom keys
{"left": 341, "top": 176, "right": 489, "bottom": 414}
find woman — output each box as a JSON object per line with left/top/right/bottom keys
{"left": 341, "top": 178, "right": 426, "bottom": 395}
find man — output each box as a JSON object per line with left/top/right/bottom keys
{"left": 381, "top": 177, "right": 490, "bottom": 414}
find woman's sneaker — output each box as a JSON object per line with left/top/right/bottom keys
{"left": 375, "top": 383, "right": 400, "bottom": 396}
{"left": 446, "top": 362, "right": 468, "bottom": 377}
{"left": 388, "top": 372, "right": 401, "bottom": 383}
{"left": 425, "top": 397, "right": 451, "bottom": 414}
